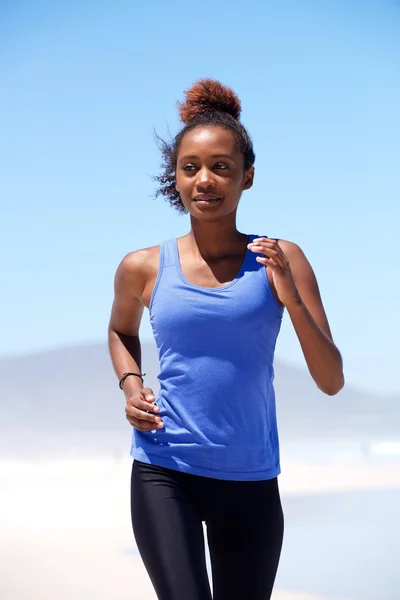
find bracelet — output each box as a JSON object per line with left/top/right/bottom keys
{"left": 118, "top": 372, "right": 146, "bottom": 390}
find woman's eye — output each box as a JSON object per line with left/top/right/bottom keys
{"left": 183, "top": 164, "right": 196, "bottom": 171}
{"left": 214, "top": 163, "right": 228, "bottom": 170}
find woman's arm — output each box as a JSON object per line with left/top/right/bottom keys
{"left": 279, "top": 240, "right": 344, "bottom": 396}
{"left": 108, "top": 253, "right": 145, "bottom": 396}
{"left": 108, "top": 251, "right": 163, "bottom": 430}
{"left": 248, "top": 238, "right": 344, "bottom": 396}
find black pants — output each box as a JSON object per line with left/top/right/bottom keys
{"left": 131, "top": 460, "right": 284, "bottom": 600}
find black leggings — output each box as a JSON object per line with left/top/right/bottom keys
{"left": 131, "top": 460, "right": 284, "bottom": 600}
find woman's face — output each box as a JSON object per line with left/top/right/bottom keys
{"left": 175, "top": 125, "right": 254, "bottom": 221}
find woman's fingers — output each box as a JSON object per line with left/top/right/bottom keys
{"left": 128, "top": 417, "right": 163, "bottom": 431}
{"left": 126, "top": 405, "right": 162, "bottom": 424}
{"left": 255, "top": 255, "right": 281, "bottom": 270}
{"left": 125, "top": 388, "right": 164, "bottom": 430}
{"left": 249, "top": 243, "right": 287, "bottom": 269}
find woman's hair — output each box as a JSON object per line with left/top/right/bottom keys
{"left": 154, "top": 79, "right": 255, "bottom": 213}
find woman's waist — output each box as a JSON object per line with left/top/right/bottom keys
{"left": 156, "top": 377, "right": 275, "bottom": 410}
{"left": 156, "top": 356, "right": 275, "bottom": 388}
{"left": 154, "top": 384, "right": 277, "bottom": 439}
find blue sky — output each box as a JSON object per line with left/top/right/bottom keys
{"left": 1, "top": 0, "right": 399, "bottom": 394}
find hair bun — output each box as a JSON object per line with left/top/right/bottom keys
{"left": 178, "top": 79, "right": 242, "bottom": 124}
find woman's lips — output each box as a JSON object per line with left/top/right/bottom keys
{"left": 193, "top": 195, "right": 222, "bottom": 206}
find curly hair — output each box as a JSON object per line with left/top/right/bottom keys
{"left": 154, "top": 79, "right": 256, "bottom": 213}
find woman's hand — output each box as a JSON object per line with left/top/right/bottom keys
{"left": 125, "top": 388, "right": 165, "bottom": 431}
{"left": 248, "top": 237, "right": 300, "bottom": 308}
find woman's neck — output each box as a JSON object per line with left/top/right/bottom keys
{"left": 185, "top": 216, "right": 247, "bottom": 260}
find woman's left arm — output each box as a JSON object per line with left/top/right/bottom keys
{"left": 248, "top": 237, "right": 344, "bottom": 396}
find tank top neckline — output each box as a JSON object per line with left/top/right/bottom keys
{"left": 172, "top": 234, "right": 255, "bottom": 292}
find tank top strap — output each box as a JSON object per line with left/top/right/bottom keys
{"left": 150, "top": 240, "right": 178, "bottom": 312}
{"left": 160, "top": 238, "right": 178, "bottom": 269}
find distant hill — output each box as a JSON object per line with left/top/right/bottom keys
{"left": 1, "top": 342, "right": 398, "bottom": 459}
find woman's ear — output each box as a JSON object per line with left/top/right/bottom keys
{"left": 243, "top": 167, "right": 255, "bottom": 190}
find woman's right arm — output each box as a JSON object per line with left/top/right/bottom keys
{"left": 108, "top": 252, "right": 164, "bottom": 431}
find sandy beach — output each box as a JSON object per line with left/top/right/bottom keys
{"left": 1, "top": 457, "right": 399, "bottom": 600}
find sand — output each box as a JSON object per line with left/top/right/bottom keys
{"left": 2, "top": 458, "right": 399, "bottom": 600}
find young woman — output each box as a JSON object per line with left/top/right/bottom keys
{"left": 108, "top": 79, "right": 344, "bottom": 600}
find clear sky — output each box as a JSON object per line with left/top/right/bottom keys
{"left": 1, "top": 0, "right": 399, "bottom": 395}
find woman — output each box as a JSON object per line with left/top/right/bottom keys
{"left": 108, "top": 79, "right": 344, "bottom": 600}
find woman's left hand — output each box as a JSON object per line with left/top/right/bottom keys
{"left": 248, "top": 237, "right": 300, "bottom": 308}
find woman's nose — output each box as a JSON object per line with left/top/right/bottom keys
{"left": 196, "top": 166, "right": 215, "bottom": 189}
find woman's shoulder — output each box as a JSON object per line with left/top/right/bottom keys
{"left": 118, "top": 244, "right": 161, "bottom": 277}
{"left": 275, "top": 238, "right": 301, "bottom": 255}
{"left": 272, "top": 239, "right": 315, "bottom": 279}
{"left": 259, "top": 236, "right": 310, "bottom": 271}
{"left": 257, "top": 235, "right": 303, "bottom": 257}
{"left": 114, "top": 245, "right": 162, "bottom": 301}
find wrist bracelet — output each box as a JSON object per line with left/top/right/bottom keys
{"left": 118, "top": 372, "right": 146, "bottom": 390}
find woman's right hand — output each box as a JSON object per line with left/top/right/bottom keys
{"left": 125, "top": 388, "right": 165, "bottom": 431}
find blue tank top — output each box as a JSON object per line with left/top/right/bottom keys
{"left": 130, "top": 234, "right": 284, "bottom": 481}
